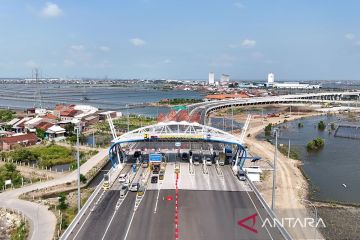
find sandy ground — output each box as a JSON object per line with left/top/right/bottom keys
{"left": 229, "top": 111, "right": 325, "bottom": 240}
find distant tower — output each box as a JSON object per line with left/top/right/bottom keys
{"left": 208, "top": 72, "right": 215, "bottom": 85}
{"left": 220, "top": 74, "right": 230, "bottom": 85}
{"left": 267, "top": 73, "right": 275, "bottom": 84}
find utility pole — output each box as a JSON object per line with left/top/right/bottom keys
{"left": 127, "top": 104, "right": 130, "bottom": 132}
{"left": 287, "top": 139, "right": 291, "bottom": 159}
{"left": 272, "top": 129, "right": 278, "bottom": 210}
{"left": 76, "top": 127, "right": 81, "bottom": 213}
{"left": 231, "top": 105, "right": 234, "bottom": 134}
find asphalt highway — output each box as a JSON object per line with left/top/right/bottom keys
{"left": 68, "top": 163, "right": 285, "bottom": 240}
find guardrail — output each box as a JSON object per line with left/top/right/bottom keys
{"left": 246, "top": 176, "right": 293, "bottom": 240}
{"left": 60, "top": 166, "right": 117, "bottom": 240}
{"left": 59, "top": 178, "right": 103, "bottom": 240}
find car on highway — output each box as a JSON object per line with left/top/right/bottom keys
{"left": 181, "top": 152, "right": 189, "bottom": 161}
{"left": 120, "top": 185, "right": 128, "bottom": 197}
{"left": 133, "top": 151, "right": 142, "bottom": 158}
{"left": 238, "top": 169, "right": 246, "bottom": 181}
{"left": 205, "top": 157, "right": 212, "bottom": 166}
{"left": 193, "top": 154, "right": 201, "bottom": 165}
{"left": 130, "top": 182, "right": 140, "bottom": 192}
{"left": 142, "top": 161, "right": 149, "bottom": 168}
{"left": 118, "top": 173, "right": 127, "bottom": 183}
{"left": 151, "top": 176, "right": 158, "bottom": 183}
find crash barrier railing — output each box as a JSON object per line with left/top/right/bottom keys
{"left": 246, "top": 176, "right": 293, "bottom": 240}
{"left": 60, "top": 166, "right": 119, "bottom": 240}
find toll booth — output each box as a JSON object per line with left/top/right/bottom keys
{"left": 149, "top": 153, "right": 162, "bottom": 171}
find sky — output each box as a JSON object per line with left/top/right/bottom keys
{"left": 0, "top": 0, "right": 360, "bottom": 80}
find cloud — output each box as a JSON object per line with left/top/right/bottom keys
{"left": 99, "top": 46, "right": 110, "bottom": 52}
{"left": 70, "top": 45, "right": 85, "bottom": 51}
{"left": 234, "top": 2, "right": 245, "bottom": 9}
{"left": 25, "top": 60, "right": 38, "bottom": 68}
{"left": 41, "top": 2, "right": 63, "bottom": 18}
{"left": 345, "top": 33, "right": 355, "bottom": 40}
{"left": 163, "top": 59, "right": 172, "bottom": 64}
{"left": 129, "top": 38, "right": 146, "bottom": 47}
{"left": 241, "top": 39, "right": 256, "bottom": 48}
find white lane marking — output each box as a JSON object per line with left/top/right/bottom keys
{"left": 100, "top": 209, "right": 118, "bottom": 240}
{"left": 245, "top": 189, "right": 274, "bottom": 240}
{"left": 101, "top": 191, "right": 130, "bottom": 240}
{"left": 124, "top": 210, "right": 136, "bottom": 240}
{"left": 72, "top": 190, "right": 104, "bottom": 240}
{"left": 154, "top": 182, "right": 162, "bottom": 213}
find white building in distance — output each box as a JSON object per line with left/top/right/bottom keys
{"left": 208, "top": 72, "right": 215, "bottom": 85}
{"left": 265, "top": 72, "right": 320, "bottom": 89}
{"left": 267, "top": 73, "right": 275, "bottom": 84}
{"left": 220, "top": 74, "right": 230, "bottom": 85}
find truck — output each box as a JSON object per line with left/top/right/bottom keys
{"left": 219, "top": 152, "right": 225, "bottom": 166}
{"left": 224, "top": 146, "right": 232, "bottom": 157}
{"left": 102, "top": 174, "right": 110, "bottom": 190}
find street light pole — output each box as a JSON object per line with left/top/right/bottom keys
{"left": 127, "top": 104, "right": 130, "bottom": 132}
{"left": 76, "top": 127, "right": 81, "bottom": 213}
{"left": 271, "top": 128, "right": 278, "bottom": 210}
{"left": 287, "top": 138, "right": 291, "bottom": 159}
{"left": 232, "top": 105, "right": 235, "bottom": 134}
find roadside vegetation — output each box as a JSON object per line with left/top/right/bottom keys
{"left": 159, "top": 98, "right": 203, "bottom": 105}
{"left": 264, "top": 123, "right": 272, "bottom": 136}
{"left": 278, "top": 144, "right": 300, "bottom": 160}
{"left": 306, "top": 137, "right": 325, "bottom": 151}
{"left": 0, "top": 109, "right": 15, "bottom": 122}
{"left": 3, "top": 144, "right": 98, "bottom": 168}
{"left": 0, "top": 163, "right": 23, "bottom": 188}
{"left": 10, "top": 220, "right": 28, "bottom": 240}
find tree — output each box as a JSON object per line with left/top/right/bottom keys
{"left": 57, "top": 193, "right": 68, "bottom": 210}
{"left": 318, "top": 121, "right": 326, "bottom": 131}
{"left": 64, "top": 123, "right": 75, "bottom": 137}
{"left": 307, "top": 137, "right": 325, "bottom": 151}
{"left": 80, "top": 174, "right": 87, "bottom": 184}
{"left": 0, "top": 109, "right": 15, "bottom": 122}
{"left": 264, "top": 123, "right": 272, "bottom": 136}
{"left": 10, "top": 149, "right": 38, "bottom": 163}
{"left": 298, "top": 122, "right": 304, "bottom": 128}
{"left": 36, "top": 128, "right": 46, "bottom": 139}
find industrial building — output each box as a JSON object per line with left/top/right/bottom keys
{"left": 266, "top": 72, "right": 320, "bottom": 89}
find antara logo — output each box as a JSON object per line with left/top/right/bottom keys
{"left": 237, "top": 213, "right": 258, "bottom": 233}
{"left": 238, "top": 213, "right": 326, "bottom": 234}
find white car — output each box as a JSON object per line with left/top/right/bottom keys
{"left": 118, "top": 173, "right": 127, "bottom": 183}
{"left": 205, "top": 157, "right": 212, "bottom": 166}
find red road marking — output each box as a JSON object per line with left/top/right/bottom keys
{"left": 175, "top": 172, "right": 179, "bottom": 240}
{"left": 166, "top": 195, "right": 173, "bottom": 201}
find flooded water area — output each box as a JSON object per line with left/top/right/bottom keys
{"left": 258, "top": 114, "right": 360, "bottom": 204}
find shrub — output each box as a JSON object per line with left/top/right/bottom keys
{"left": 318, "top": 121, "right": 326, "bottom": 131}
{"left": 307, "top": 137, "right": 325, "bottom": 151}
{"left": 298, "top": 122, "right": 304, "bottom": 128}
{"left": 264, "top": 123, "right": 272, "bottom": 136}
